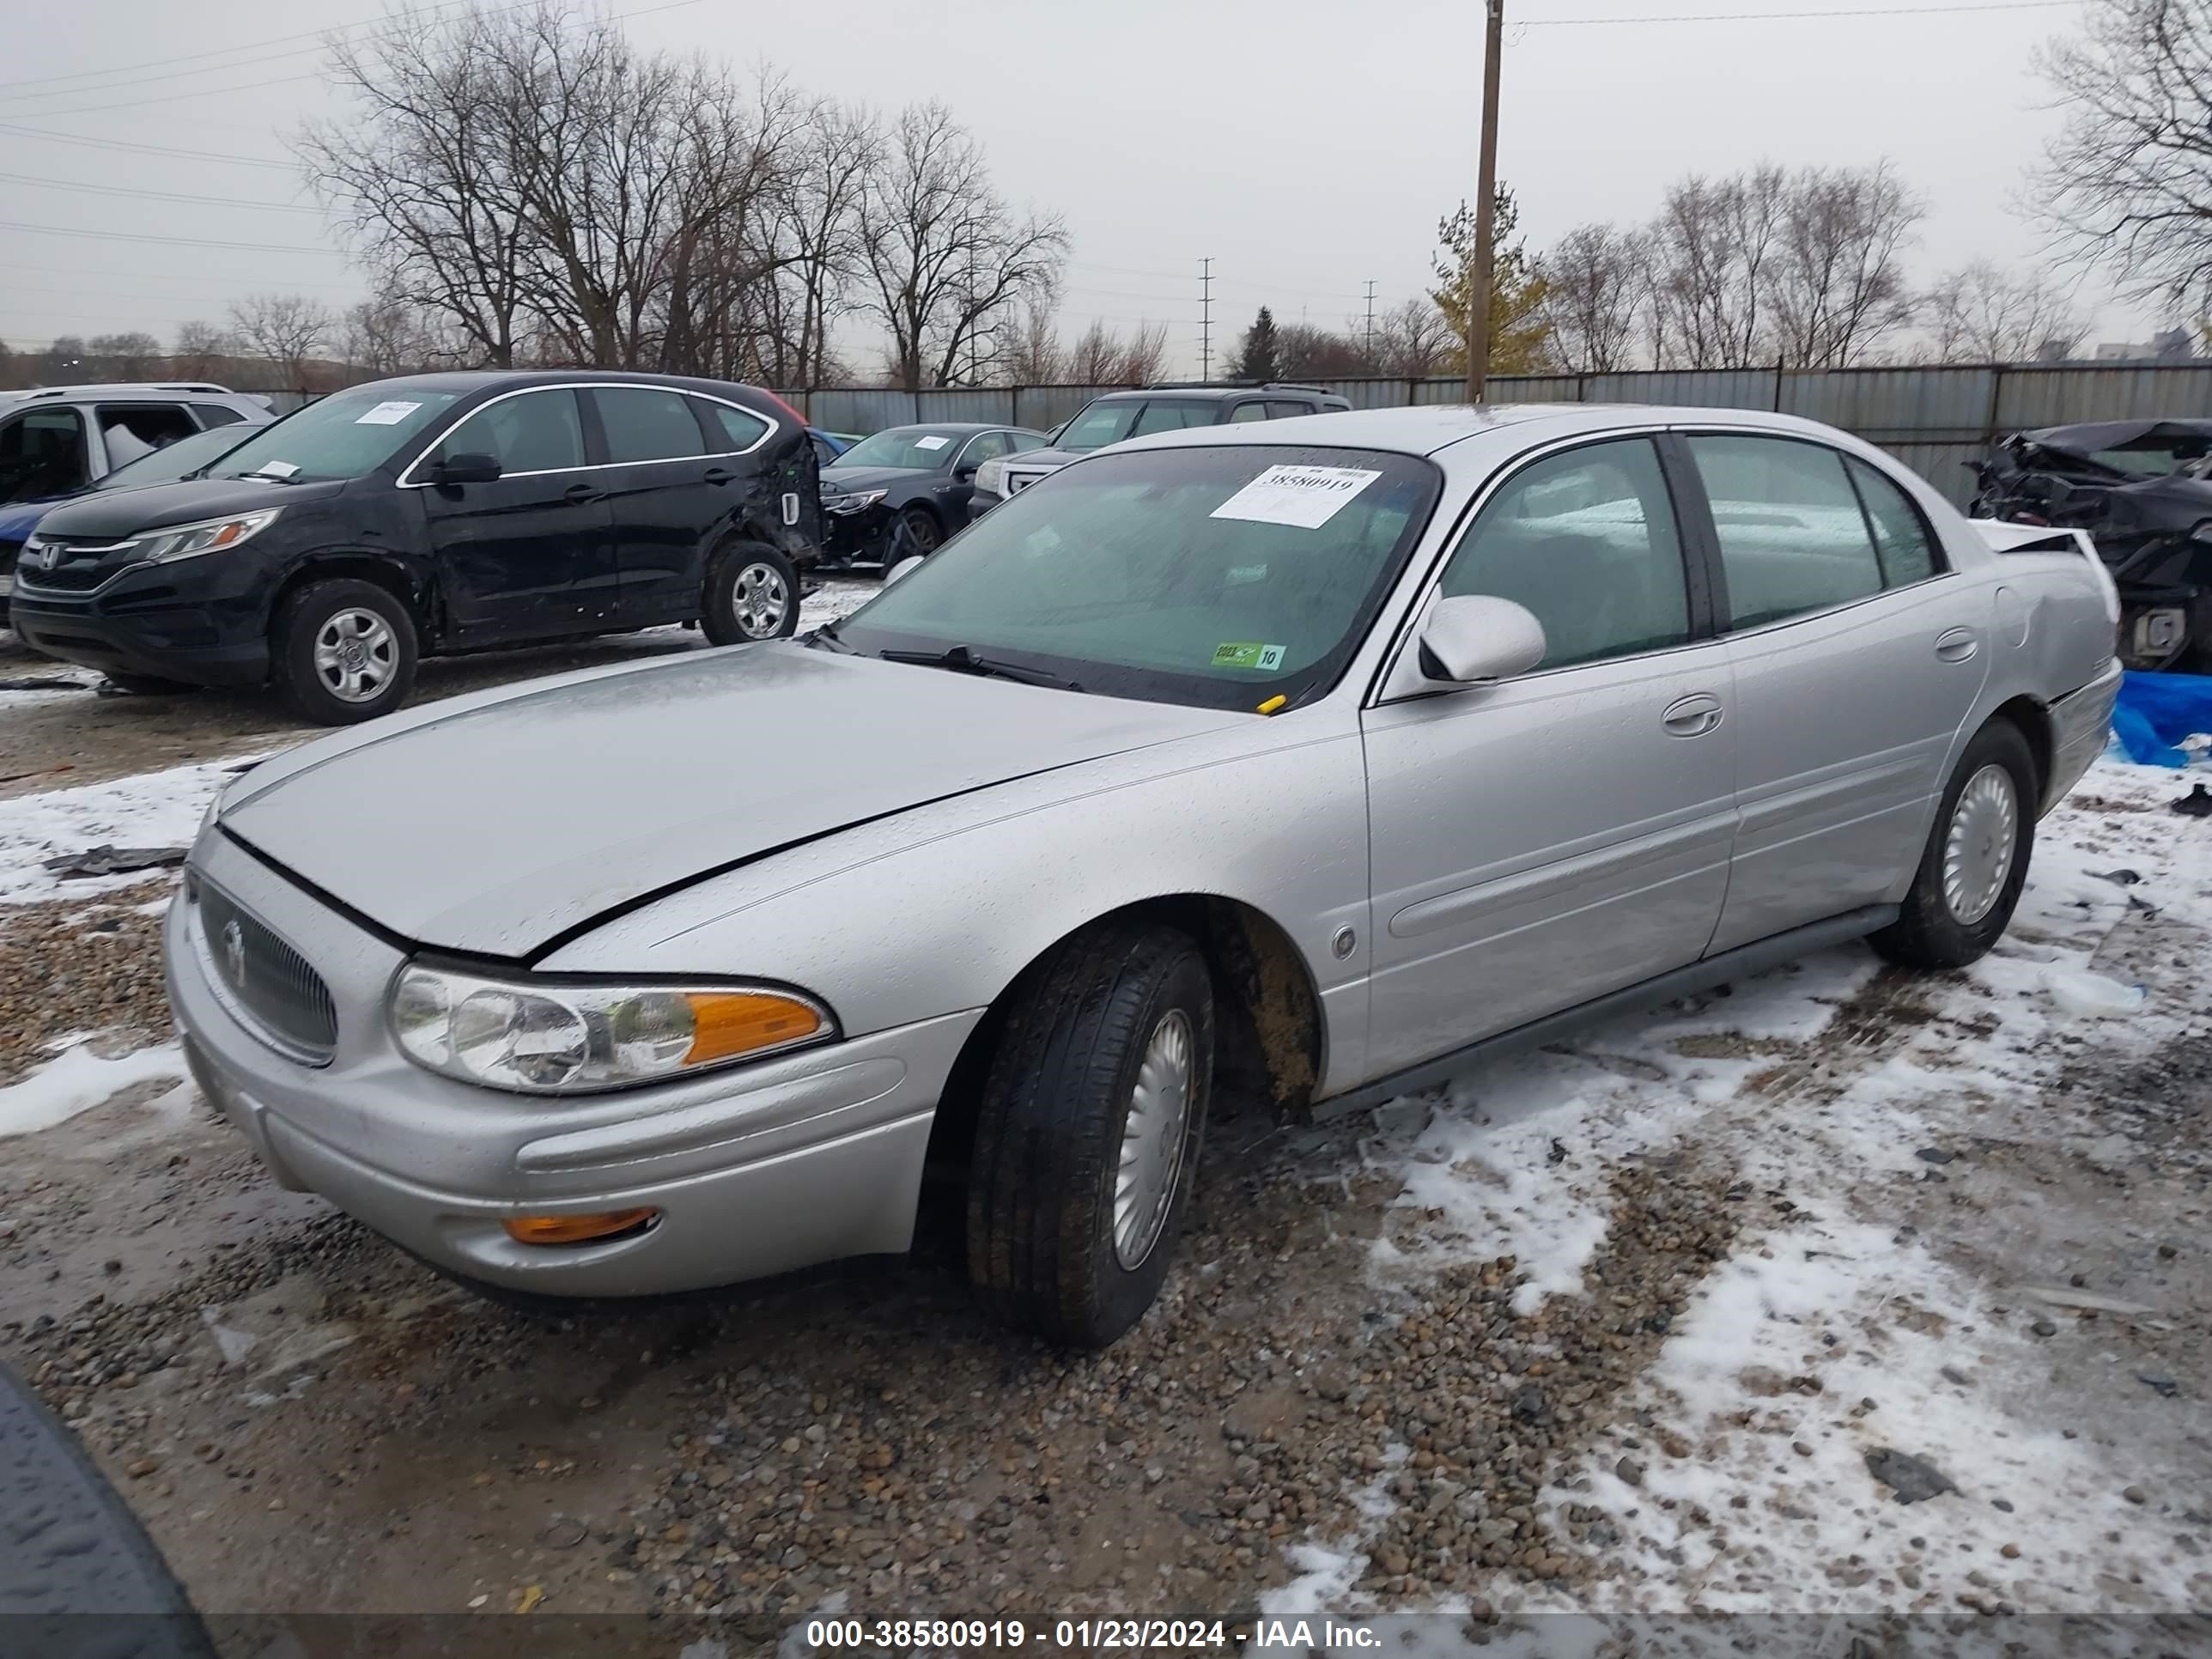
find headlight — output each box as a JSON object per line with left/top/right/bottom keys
{"left": 390, "top": 963, "right": 834, "bottom": 1094}
{"left": 822, "top": 489, "right": 886, "bottom": 516}
{"left": 974, "top": 459, "right": 1006, "bottom": 495}
{"left": 138, "top": 508, "right": 283, "bottom": 564}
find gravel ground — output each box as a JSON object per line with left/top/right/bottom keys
{"left": 0, "top": 740, "right": 2207, "bottom": 1652}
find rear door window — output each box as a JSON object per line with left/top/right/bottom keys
{"left": 1228, "top": 403, "right": 1270, "bottom": 423}
{"left": 592, "top": 386, "right": 708, "bottom": 464}
{"left": 433, "top": 388, "right": 586, "bottom": 475}
{"left": 191, "top": 403, "right": 246, "bottom": 428}
{"left": 1688, "top": 435, "right": 1886, "bottom": 629}
{"left": 94, "top": 403, "right": 199, "bottom": 467}
{"left": 0, "top": 407, "right": 88, "bottom": 502}
{"left": 1845, "top": 456, "right": 1943, "bottom": 587}
{"left": 1267, "top": 400, "right": 1319, "bottom": 419}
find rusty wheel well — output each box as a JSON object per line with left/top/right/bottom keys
{"left": 1989, "top": 694, "right": 2052, "bottom": 799}
{"left": 921, "top": 896, "right": 1325, "bottom": 1183}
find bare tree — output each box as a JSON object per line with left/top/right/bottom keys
{"left": 1277, "top": 322, "right": 1370, "bottom": 379}
{"left": 1536, "top": 223, "right": 1647, "bottom": 374}
{"left": 1116, "top": 319, "right": 1170, "bottom": 385}
{"left": 88, "top": 331, "right": 166, "bottom": 379}
{"left": 1001, "top": 296, "right": 1066, "bottom": 384}
{"left": 228, "top": 294, "right": 332, "bottom": 384}
{"left": 1065, "top": 319, "right": 1129, "bottom": 385}
{"left": 342, "top": 289, "right": 469, "bottom": 373}
{"left": 1374, "top": 295, "right": 1457, "bottom": 377}
{"left": 1770, "top": 162, "right": 1924, "bottom": 367}
{"left": 1644, "top": 167, "right": 1789, "bottom": 368}
{"left": 856, "top": 101, "right": 1067, "bottom": 390}
{"left": 751, "top": 93, "right": 878, "bottom": 386}
{"left": 171, "top": 320, "right": 236, "bottom": 380}
{"left": 1921, "top": 260, "right": 2090, "bottom": 362}
{"left": 2034, "top": 0, "right": 2212, "bottom": 319}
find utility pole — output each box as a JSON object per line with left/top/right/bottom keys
{"left": 1364, "top": 280, "right": 1378, "bottom": 368}
{"left": 1465, "top": 0, "right": 1504, "bottom": 404}
{"left": 1199, "top": 257, "right": 1214, "bottom": 381}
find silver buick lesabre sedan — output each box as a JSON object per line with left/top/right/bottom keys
{"left": 167, "top": 404, "right": 2122, "bottom": 1347}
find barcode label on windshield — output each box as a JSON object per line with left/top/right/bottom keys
{"left": 1210, "top": 465, "right": 1381, "bottom": 530}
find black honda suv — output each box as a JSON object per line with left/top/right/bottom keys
{"left": 10, "top": 371, "right": 823, "bottom": 724}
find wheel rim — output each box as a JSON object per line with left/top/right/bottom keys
{"left": 1942, "top": 763, "right": 2019, "bottom": 926}
{"left": 310, "top": 607, "right": 398, "bottom": 704}
{"left": 732, "top": 562, "right": 788, "bottom": 638}
{"left": 1113, "top": 1008, "right": 1194, "bottom": 1271}
{"left": 905, "top": 513, "right": 940, "bottom": 553}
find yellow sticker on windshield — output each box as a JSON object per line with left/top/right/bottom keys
{"left": 1212, "top": 641, "right": 1286, "bottom": 671}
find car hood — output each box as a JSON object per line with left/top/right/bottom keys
{"left": 220, "top": 642, "right": 1242, "bottom": 958}
{"left": 31, "top": 476, "right": 345, "bottom": 539}
{"left": 1002, "top": 447, "right": 1084, "bottom": 470}
{"left": 820, "top": 465, "right": 935, "bottom": 493}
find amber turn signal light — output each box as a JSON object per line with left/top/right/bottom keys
{"left": 683, "top": 991, "right": 823, "bottom": 1065}
{"left": 501, "top": 1208, "right": 659, "bottom": 1246}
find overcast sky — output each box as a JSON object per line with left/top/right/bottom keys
{"left": 0, "top": 0, "right": 2148, "bottom": 379}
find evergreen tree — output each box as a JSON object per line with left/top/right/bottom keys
{"left": 1224, "top": 306, "right": 1282, "bottom": 383}
{"left": 1431, "top": 186, "right": 1552, "bottom": 377}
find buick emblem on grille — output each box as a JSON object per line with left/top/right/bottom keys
{"left": 222, "top": 918, "right": 246, "bottom": 988}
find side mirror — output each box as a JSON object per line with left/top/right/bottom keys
{"left": 954, "top": 465, "right": 977, "bottom": 482}
{"left": 885, "top": 556, "right": 925, "bottom": 585}
{"left": 432, "top": 452, "right": 501, "bottom": 485}
{"left": 1417, "top": 594, "right": 1547, "bottom": 684}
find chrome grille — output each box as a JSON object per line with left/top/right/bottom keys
{"left": 14, "top": 536, "right": 137, "bottom": 594}
{"left": 193, "top": 878, "right": 337, "bottom": 1065}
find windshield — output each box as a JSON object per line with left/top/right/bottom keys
{"left": 95, "top": 423, "right": 257, "bottom": 491}
{"left": 204, "top": 383, "right": 464, "bottom": 483}
{"left": 1056, "top": 398, "right": 1220, "bottom": 453}
{"left": 831, "top": 428, "right": 966, "bottom": 470}
{"left": 830, "top": 444, "right": 1441, "bottom": 711}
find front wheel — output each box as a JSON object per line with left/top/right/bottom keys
{"left": 1871, "top": 720, "right": 2037, "bottom": 969}
{"left": 966, "top": 921, "right": 1214, "bottom": 1348}
{"left": 701, "top": 542, "right": 799, "bottom": 644}
{"left": 271, "top": 578, "right": 417, "bottom": 726}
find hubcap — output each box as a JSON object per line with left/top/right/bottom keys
{"left": 1113, "top": 1009, "right": 1194, "bottom": 1270}
{"left": 1942, "top": 763, "right": 2018, "bottom": 926}
{"left": 732, "top": 562, "right": 788, "bottom": 638}
{"left": 311, "top": 607, "right": 398, "bottom": 703}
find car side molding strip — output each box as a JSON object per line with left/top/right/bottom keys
{"left": 1311, "top": 903, "right": 1900, "bottom": 1123}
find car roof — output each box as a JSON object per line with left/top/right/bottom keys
{"left": 1104, "top": 402, "right": 1869, "bottom": 459}
{"left": 2, "top": 383, "right": 258, "bottom": 404}
{"left": 858, "top": 422, "right": 1039, "bottom": 437}
{"left": 324, "top": 369, "right": 791, "bottom": 399}
{"left": 1082, "top": 384, "right": 1345, "bottom": 404}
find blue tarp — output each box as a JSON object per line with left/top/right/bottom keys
{"left": 2112, "top": 669, "right": 2212, "bottom": 767}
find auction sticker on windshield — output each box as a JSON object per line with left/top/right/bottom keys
{"left": 355, "top": 401, "right": 423, "bottom": 426}
{"left": 1212, "top": 641, "right": 1286, "bottom": 671}
{"left": 913, "top": 434, "right": 951, "bottom": 451}
{"left": 1210, "top": 465, "right": 1381, "bottom": 530}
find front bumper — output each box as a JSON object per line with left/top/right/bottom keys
{"left": 2045, "top": 655, "right": 2124, "bottom": 814}
{"left": 166, "top": 829, "right": 981, "bottom": 1297}
{"left": 9, "top": 575, "right": 269, "bottom": 687}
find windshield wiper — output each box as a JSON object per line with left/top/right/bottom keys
{"left": 876, "top": 645, "right": 1083, "bottom": 692}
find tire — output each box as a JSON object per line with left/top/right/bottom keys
{"left": 1870, "top": 719, "right": 2038, "bottom": 970}
{"left": 701, "top": 541, "right": 799, "bottom": 644}
{"left": 101, "top": 672, "right": 198, "bottom": 696}
{"left": 966, "top": 921, "right": 1214, "bottom": 1348}
{"left": 270, "top": 577, "right": 417, "bottom": 726}
{"left": 898, "top": 506, "right": 943, "bottom": 557}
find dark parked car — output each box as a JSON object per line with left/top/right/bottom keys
{"left": 1971, "top": 418, "right": 2212, "bottom": 670}
{"left": 11, "top": 371, "right": 823, "bottom": 724}
{"left": 968, "top": 383, "right": 1351, "bottom": 514}
{"left": 818, "top": 422, "right": 1046, "bottom": 566}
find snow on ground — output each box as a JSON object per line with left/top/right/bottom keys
{"left": 0, "top": 756, "right": 245, "bottom": 905}
{"left": 0, "top": 1038, "right": 186, "bottom": 1139}
{"left": 1296, "top": 755, "right": 2212, "bottom": 1626}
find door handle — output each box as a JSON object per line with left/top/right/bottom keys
{"left": 564, "top": 483, "right": 605, "bottom": 505}
{"left": 703, "top": 466, "right": 733, "bottom": 486}
{"left": 1936, "top": 627, "right": 1978, "bottom": 662}
{"left": 1661, "top": 693, "right": 1723, "bottom": 737}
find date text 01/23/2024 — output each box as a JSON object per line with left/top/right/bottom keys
{"left": 804, "top": 1618, "right": 1384, "bottom": 1650}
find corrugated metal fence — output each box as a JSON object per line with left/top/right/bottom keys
{"left": 781, "top": 364, "right": 2212, "bottom": 507}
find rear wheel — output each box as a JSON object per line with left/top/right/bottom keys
{"left": 966, "top": 921, "right": 1213, "bottom": 1348}
{"left": 1870, "top": 720, "right": 2037, "bottom": 969}
{"left": 701, "top": 541, "right": 799, "bottom": 644}
{"left": 271, "top": 578, "right": 417, "bottom": 726}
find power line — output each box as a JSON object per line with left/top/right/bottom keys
{"left": 1522, "top": 0, "right": 2074, "bottom": 23}
{"left": 0, "top": 123, "right": 295, "bottom": 170}
{"left": 0, "top": 221, "right": 344, "bottom": 257}
{"left": 0, "top": 259, "right": 357, "bottom": 293}
{"left": 9, "top": 70, "right": 327, "bottom": 120}
{"left": 0, "top": 0, "right": 483, "bottom": 93}
{"left": 0, "top": 171, "right": 323, "bottom": 214}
